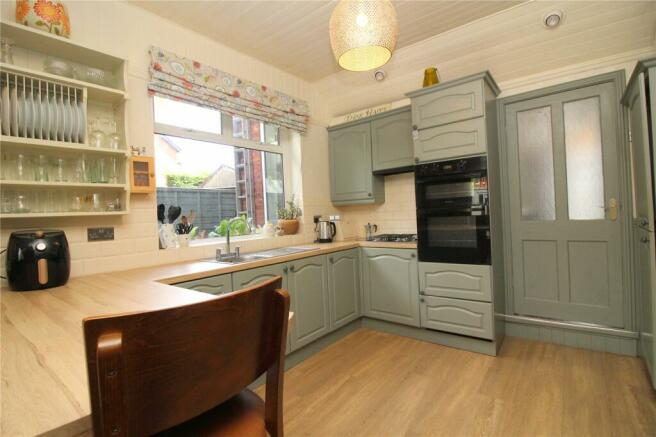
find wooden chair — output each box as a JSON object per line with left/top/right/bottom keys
{"left": 83, "top": 276, "right": 289, "bottom": 437}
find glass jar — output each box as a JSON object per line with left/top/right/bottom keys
{"left": 1, "top": 38, "right": 14, "bottom": 64}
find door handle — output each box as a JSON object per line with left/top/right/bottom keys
{"left": 641, "top": 236, "right": 650, "bottom": 244}
{"left": 602, "top": 198, "right": 618, "bottom": 221}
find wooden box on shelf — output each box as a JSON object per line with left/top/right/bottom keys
{"left": 130, "top": 156, "right": 155, "bottom": 194}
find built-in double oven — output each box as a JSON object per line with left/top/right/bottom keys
{"left": 415, "top": 156, "right": 490, "bottom": 265}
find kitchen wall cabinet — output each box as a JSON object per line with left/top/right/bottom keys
{"left": 361, "top": 248, "right": 420, "bottom": 327}
{"left": 623, "top": 59, "right": 656, "bottom": 388}
{"left": 329, "top": 122, "right": 384, "bottom": 205}
{"left": 174, "top": 273, "right": 233, "bottom": 295}
{"left": 328, "top": 249, "right": 361, "bottom": 329}
{"left": 288, "top": 255, "right": 331, "bottom": 350}
{"left": 406, "top": 72, "right": 500, "bottom": 163}
{"left": 419, "top": 262, "right": 491, "bottom": 302}
{"left": 371, "top": 107, "right": 414, "bottom": 173}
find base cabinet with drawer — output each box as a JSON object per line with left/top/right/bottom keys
{"left": 328, "top": 249, "right": 361, "bottom": 329}
{"left": 420, "top": 296, "right": 493, "bottom": 340}
{"left": 288, "top": 255, "right": 331, "bottom": 350}
{"left": 419, "top": 262, "right": 491, "bottom": 302}
{"left": 173, "top": 273, "right": 233, "bottom": 295}
{"left": 361, "top": 248, "right": 420, "bottom": 327}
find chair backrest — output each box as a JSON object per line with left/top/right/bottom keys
{"left": 84, "top": 276, "right": 289, "bottom": 436}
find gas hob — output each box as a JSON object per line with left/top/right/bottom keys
{"left": 369, "top": 234, "right": 417, "bottom": 243}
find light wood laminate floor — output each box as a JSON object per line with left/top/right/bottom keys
{"left": 258, "top": 329, "right": 656, "bottom": 437}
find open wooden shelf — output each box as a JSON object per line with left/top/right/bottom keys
{"left": 0, "top": 62, "right": 128, "bottom": 103}
{"left": 0, "top": 210, "right": 128, "bottom": 219}
{"left": 0, "top": 21, "right": 125, "bottom": 72}
{"left": 1, "top": 180, "right": 128, "bottom": 189}
{"left": 1, "top": 136, "right": 129, "bottom": 155}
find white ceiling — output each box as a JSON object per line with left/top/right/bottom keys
{"left": 129, "top": 0, "right": 523, "bottom": 81}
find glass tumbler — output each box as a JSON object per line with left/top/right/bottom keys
{"left": 53, "top": 157, "right": 67, "bottom": 182}
{"left": 34, "top": 154, "right": 49, "bottom": 182}
{"left": 15, "top": 153, "right": 29, "bottom": 180}
{"left": 108, "top": 156, "right": 118, "bottom": 183}
{"left": 14, "top": 192, "right": 30, "bottom": 213}
{"left": 75, "top": 155, "right": 88, "bottom": 183}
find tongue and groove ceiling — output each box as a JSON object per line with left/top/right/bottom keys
{"left": 129, "top": 0, "right": 524, "bottom": 81}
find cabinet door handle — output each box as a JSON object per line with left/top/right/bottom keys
{"left": 290, "top": 265, "right": 295, "bottom": 272}
{"left": 368, "top": 192, "right": 372, "bottom": 197}
{"left": 419, "top": 290, "right": 424, "bottom": 295}
{"left": 420, "top": 297, "right": 425, "bottom": 303}
{"left": 410, "top": 253, "right": 416, "bottom": 258}
{"left": 329, "top": 257, "right": 334, "bottom": 263}
{"left": 641, "top": 236, "right": 650, "bottom": 244}
{"left": 412, "top": 125, "right": 418, "bottom": 130}
{"left": 414, "top": 157, "right": 419, "bottom": 163}
{"left": 282, "top": 266, "right": 288, "bottom": 273}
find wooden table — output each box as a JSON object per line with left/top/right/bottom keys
{"left": 1, "top": 240, "right": 415, "bottom": 436}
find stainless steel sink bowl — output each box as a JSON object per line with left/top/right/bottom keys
{"left": 201, "top": 246, "right": 319, "bottom": 264}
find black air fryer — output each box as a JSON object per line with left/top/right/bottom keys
{"left": 6, "top": 230, "right": 70, "bottom": 291}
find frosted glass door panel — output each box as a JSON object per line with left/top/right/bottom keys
{"left": 564, "top": 97, "right": 605, "bottom": 220}
{"left": 517, "top": 106, "right": 556, "bottom": 220}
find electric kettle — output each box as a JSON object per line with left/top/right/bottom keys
{"left": 316, "top": 220, "right": 337, "bottom": 243}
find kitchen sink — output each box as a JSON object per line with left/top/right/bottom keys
{"left": 202, "top": 246, "right": 319, "bottom": 264}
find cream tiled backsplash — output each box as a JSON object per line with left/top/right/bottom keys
{"left": 337, "top": 173, "right": 417, "bottom": 239}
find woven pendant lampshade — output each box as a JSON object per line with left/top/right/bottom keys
{"left": 329, "top": 0, "right": 398, "bottom": 72}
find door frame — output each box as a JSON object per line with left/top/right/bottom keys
{"left": 496, "top": 70, "right": 635, "bottom": 330}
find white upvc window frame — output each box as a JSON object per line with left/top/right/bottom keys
{"left": 153, "top": 102, "right": 296, "bottom": 245}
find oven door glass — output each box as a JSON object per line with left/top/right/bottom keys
{"left": 417, "top": 209, "right": 490, "bottom": 264}
{"left": 416, "top": 176, "right": 487, "bottom": 209}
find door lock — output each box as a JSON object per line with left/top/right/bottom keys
{"left": 604, "top": 198, "right": 618, "bottom": 221}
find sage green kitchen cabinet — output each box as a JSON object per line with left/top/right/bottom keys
{"left": 361, "top": 248, "right": 420, "bottom": 327}
{"left": 231, "top": 263, "right": 291, "bottom": 354}
{"left": 174, "top": 273, "right": 233, "bottom": 295}
{"left": 232, "top": 263, "right": 287, "bottom": 290}
{"left": 329, "top": 122, "right": 384, "bottom": 205}
{"left": 328, "top": 249, "right": 361, "bottom": 329}
{"left": 406, "top": 71, "right": 500, "bottom": 163}
{"left": 420, "top": 296, "right": 494, "bottom": 340}
{"left": 419, "top": 262, "right": 492, "bottom": 302}
{"left": 371, "top": 107, "right": 414, "bottom": 173}
{"left": 288, "top": 255, "right": 331, "bottom": 350}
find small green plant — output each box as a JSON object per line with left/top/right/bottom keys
{"left": 209, "top": 215, "right": 250, "bottom": 238}
{"left": 277, "top": 197, "right": 302, "bottom": 220}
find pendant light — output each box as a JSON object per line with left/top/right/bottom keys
{"left": 329, "top": 0, "right": 398, "bottom": 72}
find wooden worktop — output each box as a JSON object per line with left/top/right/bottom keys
{"left": 1, "top": 240, "right": 416, "bottom": 436}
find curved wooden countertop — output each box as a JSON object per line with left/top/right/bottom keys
{"left": 1, "top": 240, "right": 416, "bottom": 436}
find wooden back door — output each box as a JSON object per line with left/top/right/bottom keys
{"left": 502, "top": 76, "right": 626, "bottom": 327}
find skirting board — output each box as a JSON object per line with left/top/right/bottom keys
{"left": 361, "top": 318, "right": 499, "bottom": 356}
{"left": 505, "top": 319, "right": 637, "bottom": 356}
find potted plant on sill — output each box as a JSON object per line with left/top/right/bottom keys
{"left": 277, "top": 197, "right": 302, "bottom": 235}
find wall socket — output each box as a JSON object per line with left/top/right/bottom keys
{"left": 87, "top": 227, "right": 115, "bottom": 242}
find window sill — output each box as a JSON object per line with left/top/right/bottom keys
{"left": 188, "top": 232, "right": 270, "bottom": 247}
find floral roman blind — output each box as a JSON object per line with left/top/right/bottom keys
{"left": 148, "top": 46, "right": 310, "bottom": 133}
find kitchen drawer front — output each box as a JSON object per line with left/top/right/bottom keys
{"left": 232, "top": 264, "right": 287, "bottom": 290}
{"left": 420, "top": 296, "right": 493, "bottom": 340}
{"left": 174, "top": 273, "right": 233, "bottom": 295}
{"left": 414, "top": 117, "right": 486, "bottom": 163}
{"left": 419, "top": 262, "right": 491, "bottom": 302}
{"left": 412, "top": 79, "right": 484, "bottom": 130}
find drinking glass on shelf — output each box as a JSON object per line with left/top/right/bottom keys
{"left": 75, "top": 155, "right": 88, "bottom": 183}
{"left": 108, "top": 156, "right": 118, "bottom": 183}
{"left": 34, "top": 154, "right": 49, "bottom": 182}
{"left": 70, "top": 192, "right": 83, "bottom": 212}
{"left": 14, "top": 192, "right": 31, "bottom": 213}
{"left": 106, "top": 120, "right": 121, "bottom": 149}
{"left": 53, "top": 157, "right": 67, "bottom": 182}
{"left": 91, "top": 157, "right": 108, "bottom": 183}
{"left": 89, "top": 119, "right": 105, "bottom": 148}
{"left": 1, "top": 190, "right": 13, "bottom": 213}
{"left": 1, "top": 38, "right": 14, "bottom": 64}
{"left": 15, "top": 153, "right": 30, "bottom": 181}
{"left": 91, "top": 192, "right": 103, "bottom": 211}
